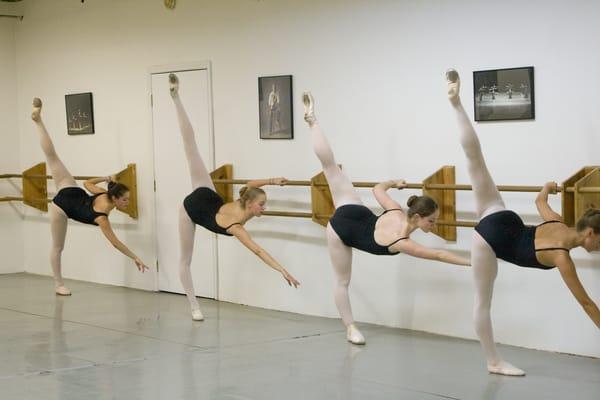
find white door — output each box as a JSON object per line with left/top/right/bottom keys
{"left": 151, "top": 68, "right": 217, "bottom": 299}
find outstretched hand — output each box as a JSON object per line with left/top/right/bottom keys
{"left": 134, "top": 258, "right": 149, "bottom": 273}
{"left": 282, "top": 269, "right": 300, "bottom": 288}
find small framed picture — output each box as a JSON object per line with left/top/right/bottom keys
{"left": 65, "top": 92, "right": 95, "bottom": 135}
{"left": 258, "top": 75, "right": 293, "bottom": 139}
{"left": 473, "top": 66, "right": 534, "bottom": 122}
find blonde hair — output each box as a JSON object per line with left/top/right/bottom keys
{"left": 239, "top": 186, "right": 266, "bottom": 208}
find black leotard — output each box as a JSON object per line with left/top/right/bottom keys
{"left": 329, "top": 205, "right": 408, "bottom": 255}
{"left": 474, "top": 210, "right": 569, "bottom": 270}
{"left": 183, "top": 187, "right": 241, "bottom": 236}
{"left": 52, "top": 187, "right": 108, "bottom": 226}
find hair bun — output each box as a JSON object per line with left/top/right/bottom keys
{"left": 239, "top": 186, "right": 248, "bottom": 197}
{"left": 106, "top": 181, "right": 129, "bottom": 200}
{"left": 406, "top": 195, "right": 418, "bottom": 208}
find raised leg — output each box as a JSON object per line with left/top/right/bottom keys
{"left": 169, "top": 74, "right": 215, "bottom": 191}
{"left": 303, "top": 92, "right": 361, "bottom": 208}
{"left": 446, "top": 71, "right": 505, "bottom": 218}
{"left": 31, "top": 98, "right": 77, "bottom": 191}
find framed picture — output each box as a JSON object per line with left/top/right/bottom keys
{"left": 473, "top": 66, "right": 534, "bottom": 122}
{"left": 65, "top": 92, "right": 95, "bottom": 135}
{"left": 258, "top": 75, "right": 293, "bottom": 139}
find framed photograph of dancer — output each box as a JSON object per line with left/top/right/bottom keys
{"left": 473, "top": 66, "right": 535, "bottom": 122}
{"left": 258, "top": 75, "right": 294, "bottom": 139}
{"left": 65, "top": 92, "right": 95, "bottom": 135}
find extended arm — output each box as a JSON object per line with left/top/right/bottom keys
{"left": 555, "top": 252, "right": 600, "bottom": 329}
{"left": 97, "top": 217, "right": 148, "bottom": 272}
{"left": 229, "top": 225, "right": 299, "bottom": 287}
{"left": 397, "top": 239, "right": 470, "bottom": 266}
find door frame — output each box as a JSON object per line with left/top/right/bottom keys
{"left": 147, "top": 61, "right": 219, "bottom": 299}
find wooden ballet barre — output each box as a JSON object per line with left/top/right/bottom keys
{"left": 324, "top": 182, "right": 567, "bottom": 192}
{"left": 263, "top": 211, "right": 313, "bottom": 218}
{"left": 3, "top": 174, "right": 106, "bottom": 180}
{"left": 313, "top": 214, "right": 476, "bottom": 228}
{"left": 0, "top": 162, "right": 139, "bottom": 219}
{"left": 11, "top": 174, "right": 597, "bottom": 194}
{"left": 211, "top": 178, "right": 600, "bottom": 194}
{"left": 262, "top": 209, "right": 477, "bottom": 228}
{"left": 211, "top": 164, "right": 600, "bottom": 242}
{"left": 415, "top": 184, "right": 597, "bottom": 193}
{"left": 0, "top": 174, "right": 22, "bottom": 179}
{"left": 574, "top": 186, "right": 600, "bottom": 193}
{"left": 212, "top": 178, "right": 313, "bottom": 187}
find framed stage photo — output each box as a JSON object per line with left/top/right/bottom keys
{"left": 65, "top": 92, "right": 95, "bottom": 135}
{"left": 473, "top": 67, "right": 534, "bottom": 122}
{"left": 258, "top": 75, "right": 293, "bottom": 139}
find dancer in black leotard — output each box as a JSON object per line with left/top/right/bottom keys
{"left": 169, "top": 74, "right": 300, "bottom": 322}
{"left": 447, "top": 69, "right": 600, "bottom": 376}
{"left": 183, "top": 187, "right": 241, "bottom": 236}
{"left": 31, "top": 98, "right": 148, "bottom": 296}
{"left": 302, "top": 92, "right": 470, "bottom": 345}
{"left": 330, "top": 206, "right": 409, "bottom": 255}
{"left": 475, "top": 211, "right": 570, "bottom": 269}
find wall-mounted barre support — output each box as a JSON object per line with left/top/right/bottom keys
{"left": 211, "top": 164, "right": 600, "bottom": 241}
{"left": 0, "top": 162, "right": 139, "bottom": 219}
{"left": 562, "top": 167, "right": 600, "bottom": 227}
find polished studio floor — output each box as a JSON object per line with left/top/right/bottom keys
{"left": 0, "top": 273, "right": 598, "bottom": 400}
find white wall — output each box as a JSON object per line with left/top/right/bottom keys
{"left": 13, "top": 0, "right": 600, "bottom": 357}
{"left": 0, "top": 18, "right": 23, "bottom": 274}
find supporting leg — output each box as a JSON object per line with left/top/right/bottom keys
{"left": 178, "top": 205, "right": 204, "bottom": 321}
{"left": 472, "top": 232, "right": 524, "bottom": 376}
{"left": 327, "top": 224, "right": 365, "bottom": 345}
{"left": 49, "top": 203, "right": 71, "bottom": 295}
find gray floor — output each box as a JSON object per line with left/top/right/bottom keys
{"left": 0, "top": 273, "right": 598, "bottom": 400}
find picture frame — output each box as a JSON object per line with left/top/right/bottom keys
{"left": 65, "top": 92, "right": 95, "bottom": 135}
{"left": 258, "top": 75, "right": 293, "bottom": 139}
{"left": 473, "top": 66, "right": 534, "bottom": 122}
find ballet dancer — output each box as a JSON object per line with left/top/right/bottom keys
{"left": 302, "top": 91, "right": 470, "bottom": 345}
{"left": 446, "top": 68, "right": 600, "bottom": 376}
{"left": 169, "top": 74, "right": 300, "bottom": 321}
{"left": 31, "top": 98, "right": 148, "bottom": 296}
